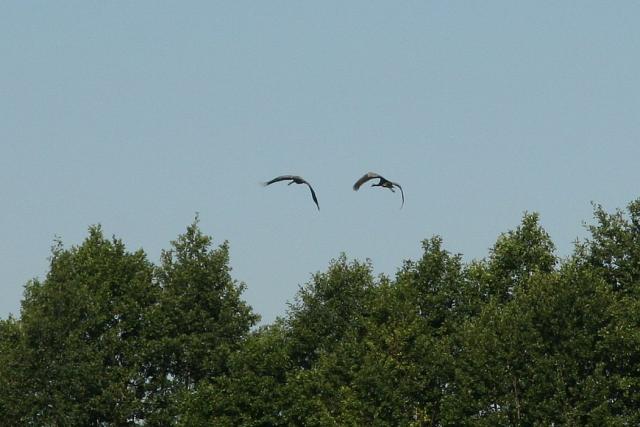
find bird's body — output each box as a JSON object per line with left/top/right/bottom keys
{"left": 353, "top": 172, "right": 404, "bottom": 208}
{"left": 263, "top": 175, "right": 320, "bottom": 210}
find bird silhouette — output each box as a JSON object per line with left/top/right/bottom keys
{"left": 263, "top": 175, "right": 320, "bottom": 210}
{"left": 353, "top": 172, "right": 404, "bottom": 208}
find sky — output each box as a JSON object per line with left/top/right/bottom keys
{"left": 2, "top": 2, "right": 639, "bottom": 324}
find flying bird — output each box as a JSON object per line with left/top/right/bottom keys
{"left": 353, "top": 172, "right": 404, "bottom": 208}
{"left": 263, "top": 175, "right": 320, "bottom": 210}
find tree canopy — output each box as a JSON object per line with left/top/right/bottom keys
{"left": 2, "top": 201, "right": 640, "bottom": 425}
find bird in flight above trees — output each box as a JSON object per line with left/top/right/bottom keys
{"left": 353, "top": 172, "right": 404, "bottom": 208}
{"left": 263, "top": 175, "right": 320, "bottom": 210}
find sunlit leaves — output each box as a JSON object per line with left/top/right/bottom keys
{"left": 2, "top": 200, "right": 640, "bottom": 425}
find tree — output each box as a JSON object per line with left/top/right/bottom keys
{"left": 179, "top": 321, "right": 292, "bottom": 426}
{"left": 346, "top": 237, "right": 469, "bottom": 426}
{"left": 0, "top": 316, "right": 26, "bottom": 422}
{"left": 285, "top": 254, "right": 375, "bottom": 369}
{"left": 3, "top": 202, "right": 640, "bottom": 425}
{"left": 13, "top": 226, "right": 157, "bottom": 425}
{"left": 485, "top": 212, "right": 556, "bottom": 302}
{"left": 144, "top": 218, "right": 259, "bottom": 425}
{"left": 583, "top": 199, "right": 640, "bottom": 295}
{"left": 578, "top": 199, "right": 640, "bottom": 423}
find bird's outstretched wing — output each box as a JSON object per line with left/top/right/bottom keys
{"left": 305, "top": 183, "right": 320, "bottom": 210}
{"left": 392, "top": 182, "right": 404, "bottom": 209}
{"left": 263, "top": 175, "right": 319, "bottom": 211}
{"left": 353, "top": 172, "right": 383, "bottom": 191}
{"left": 263, "top": 175, "right": 296, "bottom": 186}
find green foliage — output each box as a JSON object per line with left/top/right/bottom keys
{"left": 0, "top": 316, "right": 25, "bottom": 422}
{"left": 0, "top": 220, "right": 257, "bottom": 426}
{"left": 583, "top": 200, "right": 640, "bottom": 294}
{"left": 285, "top": 255, "right": 374, "bottom": 367}
{"left": 144, "top": 218, "right": 259, "bottom": 424}
{"left": 185, "top": 322, "right": 292, "bottom": 426}
{"left": 2, "top": 201, "right": 640, "bottom": 425}
{"left": 485, "top": 212, "right": 557, "bottom": 302}
{"left": 12, "top": 226, "right": 157, "bottom": 425}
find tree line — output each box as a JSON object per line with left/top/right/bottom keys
{"left": 1, "top": 201, "right": 639, "bottom": 426}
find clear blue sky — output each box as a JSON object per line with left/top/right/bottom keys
{"left": 2, "top": 2, "right": 639, "bottom": 323}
